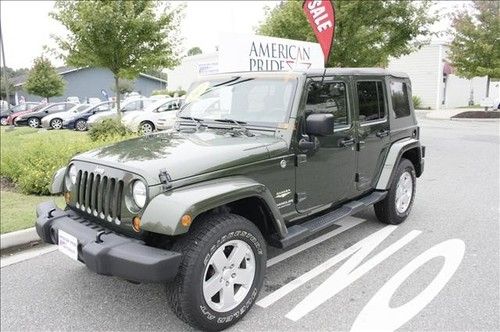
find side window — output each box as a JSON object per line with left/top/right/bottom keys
{"left": 390, "top": 81, "right": 411, "bottom": 118}
{"left": 49, "top": 104, "right": 66, "bottom": 112}
{"left": 306, "top": 81, "right": 348, "bottom": 126}
{"left": 123, "top": 101, "right": 140, "bottom": 112}
{"left": 356, "top": 81, "right": 385, "bottom": 122}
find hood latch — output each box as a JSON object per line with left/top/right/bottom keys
{"left": 159, "top": 168, "right": 173, "bottom": 191}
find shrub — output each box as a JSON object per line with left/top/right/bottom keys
{"left": 88, "top": 118, "right": 133, "bottom": 142}
{"left": 412, "top": 95, "right": 423, "bottom": 109}
{"left": 0, "top": 127, "right": 130, "bottom": 195}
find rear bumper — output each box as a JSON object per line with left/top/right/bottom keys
{"left": 63, "top": 120, "right": 76, "bottom": 129}
{"left": 35, "top": 201, "right": 182, "bottom": 283}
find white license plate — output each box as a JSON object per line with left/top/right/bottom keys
{"left": 58, "top": 230, "right": 78, "bottom": 261}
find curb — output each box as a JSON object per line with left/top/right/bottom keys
{"left": 450, "top": 117, "right": 500, "bottom": 122}
{"left": 0, "top": 227, "right": 40, "bottom": 250}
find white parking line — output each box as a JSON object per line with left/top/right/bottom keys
{"left": 1, "top": 245, "right": 57, "bottom": 268}
{"left": 267, "top": 216, "right": 366, "bottom": 267}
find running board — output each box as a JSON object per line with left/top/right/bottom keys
{"left": 271, "top": 191, "right": 387, "bottom": 249}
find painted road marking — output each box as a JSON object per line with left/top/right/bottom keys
{"left": 267, "top": 216, "right": 366, "bottom": 267}
{"left": 351, "top": 239, "right": 465, "bottom": 332}
{"left": 0, "top": 245, "right": 57, "bottom": 268}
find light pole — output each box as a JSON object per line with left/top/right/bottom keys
{"left": 0, "top": 19, "right": 9, "bottom": 105}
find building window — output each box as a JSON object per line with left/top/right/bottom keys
{"left": 306, "top": 81, "right": 348, "bottom": 126}
{"left": 390, "top": 81, "right": 411, "bottom": 118}
{"left": 356, "top": 81, "right": 385, "bottom": 122}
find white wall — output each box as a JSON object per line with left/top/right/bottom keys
{"left": 388, "top": 44, "right": 442, "bottom": 109}
{"left": 166, "top": 53, "right": 218, "bottom": 91}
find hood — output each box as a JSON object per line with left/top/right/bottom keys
{"left": 10, "top": 109, "right": 34, "bottom": 120}
{"left": 73, "top": 129, "right": 288, "bottom": 185}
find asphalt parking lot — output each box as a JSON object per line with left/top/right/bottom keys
{"left": 1, "top": 115, "right": 499, "bottom": 331}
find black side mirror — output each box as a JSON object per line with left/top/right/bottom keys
{"left": 305, "top": 113, "right": 334, "bottom": 136}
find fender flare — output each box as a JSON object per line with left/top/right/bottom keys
{"left": 50, "top": 166, "right": 67, "bottom": 194}
{"left": 141, "top": 176, "right": 287, "bottom": 237}
{"left": 376, "top": 138, "right": 422, "bottom": 190}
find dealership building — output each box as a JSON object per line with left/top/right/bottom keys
{"left": 167, "top": 36, "right": 498, "bottom": 110}
{"left": 12, "top": 67, "right": 167, "bottom": 103}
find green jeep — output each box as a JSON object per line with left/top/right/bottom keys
{"left": 36, "top": 68, "right": 425, "bottom": 331}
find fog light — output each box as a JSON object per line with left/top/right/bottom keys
{"left": 64, "top": 191, "right": 71, "bottom": 204}
{"left": 132, "top": 216, "right": 142, "bottom": 232}
{"left": 181, "top": 214, "right": 192, "bottom": 227}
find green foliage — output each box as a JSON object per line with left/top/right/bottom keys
{"left": 88, "top": 118, "right": 133, "bottom": 142}
{"left": 0, "top": 77, "right": 14, "bottom": 100}
{"left": 412, "top": 95, "right": 422, "bottom": 109}
{"left": 51, "top": 0, "right": 184, "bottom": 111}
{"left": 448, "top": 1, "right": 500, "bottom": 79}
{"left": 187, "top": 46, "right": 203, "bottom": 56}
{"left": 257, "top": 0, "right": 436, "bottom": 67}
{"left": 110, "top": 79, "right": 135, "bottom": 95}
{"left": 151, "top": 89, "right": 186, "bottom": 96}
{"left": 24, "top": 57, "right": 65, "bottom": 101}
{"left": 0, "top": 127, "right": 128, "bottom": 195}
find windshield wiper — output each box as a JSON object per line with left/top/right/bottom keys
{"left": 213, "top": 118, "right": 254, "bottom": 137}
{"left": 178, "top": 116, "right": 205, "bottom": 130}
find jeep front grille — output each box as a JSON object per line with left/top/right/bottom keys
{"left": 74, "top": 170, "right": 124, "bottom": 224}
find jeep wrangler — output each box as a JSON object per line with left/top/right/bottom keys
{"left": 36, "top": 68, "right": 424, "bottom": 331}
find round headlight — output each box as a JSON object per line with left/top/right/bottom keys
{"left": 65, "top": 165, "right": 77, "bottom": 189}
{"left": 132, "top": 180, "right": 147, "bottom": 209}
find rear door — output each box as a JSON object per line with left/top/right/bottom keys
{"left": 353, "top": 78, "right": 390, "bottom": 192}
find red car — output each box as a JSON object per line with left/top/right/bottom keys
{"left": 6, "top": 103, "right": 45, "bottom": 125}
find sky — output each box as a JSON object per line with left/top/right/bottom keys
{"left": 0, "top": 0, "right": 472, "bottom": 70}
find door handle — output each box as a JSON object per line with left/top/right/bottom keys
{"left": 340, "top": 137, "right": 355, "bottom": 147}
{"left": 376, "top": 129, "right": 390, "bottom": 138}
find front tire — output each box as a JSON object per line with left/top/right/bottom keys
{"left": 28, "top": 117, "right": 40, "bottom": 128}
{"left": 375, "top": 158, "right": 416, "bottom": 225}
{"left": 139, "top": 121, "right": 155, "bottom": 134}
{"left": 0, "top": 117, "right": 7, "bottom": 126}
{"left": 167, "top": 213, "right": 266, "bottom": 331}
{"left": 50, "top": 118, "right": 63, "bottom": 129}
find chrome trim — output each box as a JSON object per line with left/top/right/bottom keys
{"left": 360, "top": 118, "right": 388, "bottom": 127}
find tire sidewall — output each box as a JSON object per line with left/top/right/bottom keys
{"left": 184, "top": 221, "right": 266, "bottom": 330}
{"left": 28, "top": 117, "right": 39, "bottom": 128}
{"left": 391, "top": 160, "right": 416, "bottom": 220}
{"left": 51, "top": 118, "right": 62, "bottom": 129}
{"left": 75, "top": 120, "right": 87, "bottom": 131}
{"left": 0, "top": 117, "right": 7, "bottom": 126}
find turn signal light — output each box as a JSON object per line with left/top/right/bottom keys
{"left": 132, "top": 216, "right": 142, "bottom": 232}
{"left": 181, "top": 214, "right": 192, "bottom": 227}
{"left": 64, "top": 191, "right": 71, "bottom": 204}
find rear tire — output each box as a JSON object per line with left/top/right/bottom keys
{"left": 139, "top": 121, "right": 155, "bottom": 134}
{"left": 0, "top": 117, "right": 7, "bottom": 126}
{"left": 75, "top": 119, "right": 87, "bottom": 131}
{"left": 375, "top": 158, "right": 416, "bottom": 225}
{"left": 167, "top": 213, "right": 266, "bottom": 331}
{"left": 50, "top": 118, "right": 63, "bottom": 130}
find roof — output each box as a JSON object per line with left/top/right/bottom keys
{"left": 12, "top": 67, "right": 168, "bottom": 87}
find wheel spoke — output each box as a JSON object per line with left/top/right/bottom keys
{"left": 233, "top": 268, "right": 253, "bottom": 286}
{"left": 204, "top": 274, "right": 223, "bottom": 298}
{"left": 228, "top": 244, "right": 247, "bottom": 267}
{"left": 211, "top": 250, "right": 229, "bottom": 272}
{"left": 221, "top": 285, "right": 236, "bottom": 308}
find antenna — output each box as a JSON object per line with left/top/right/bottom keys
{"left": 320, "top": 68, "right": 327, "bottom": 85}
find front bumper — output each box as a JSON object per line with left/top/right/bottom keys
{"left": 35, "top": 201, "right": 182, "bottom": 283}
{"left": 14, "top": 118, "right": 28, "bottom": 126}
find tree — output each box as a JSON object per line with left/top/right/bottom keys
{"left": 0, "top": 76, "right": 14, "bottom": 100}
{"left": 187, "top": 46, "right": 202, "bottom": 56}
{"left": 24, "top": 56, "right": 65, "bottom": 102}
{"left": 110, "top": 79, "right": 134, "bottom": 96}
{"left": 448, "top": 1, "right": 500, "bottom": 98}
{"left": 51, "top": 0, "right": 183, "bottom": 114}
{"left": 257, "top": 0, "right": 435, "bottom": 67}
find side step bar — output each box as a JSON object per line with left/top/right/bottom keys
{"left": 271, "top": 191, "right": 387, "bottom": 249}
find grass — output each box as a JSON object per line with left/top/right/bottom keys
{"left": 0, "top": 190, "right": 64, "bottom": 234}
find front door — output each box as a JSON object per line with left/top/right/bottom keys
{"left": 295, "top": 77, "right": 357, "bottom": 214}
{"left": 353, "top": 79, "right": 390, "bottom": 192}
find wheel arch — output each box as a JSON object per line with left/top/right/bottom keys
{"left": 140, "top": 120, "right": 155, "bottom": 130}
{"left": 141, "top": 176, "right": 287, "bottom": 239}
{"left": 376, "top": 138, "right": 424, "bottom": 190}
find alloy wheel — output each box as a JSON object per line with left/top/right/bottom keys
{"left": 395, "top": 171, "right": 413, "bottom": 213}
{"left": 28, "top": 118, "right": 40, "bottom": 128}
{"left": 51, "top": 119, "right": 63, "bottom": 129}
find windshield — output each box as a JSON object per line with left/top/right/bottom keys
{"left": 179, "top": 77, "right": 297, "bottom": 126}
{"left": 144, "top": 99, "right": 172, "bottom": 112}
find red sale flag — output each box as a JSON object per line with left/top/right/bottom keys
{"left": 303, "top": 0, "right": 335, "bottom": 64}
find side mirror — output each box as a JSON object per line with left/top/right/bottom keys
{"left": 305, "top": 113, "right": 334, "bottom": 136}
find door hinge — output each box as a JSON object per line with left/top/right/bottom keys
{"left": 355, "top": 173, "right": 360, "bottom": 182}
{"left": 159, "top": 168, "right": 173, "bottom": 191}
{"left": 295, "top": 154, "right": 307, "bottom": 166}
{"left": 295, "top": 192, "right": 307, "bottom": 203}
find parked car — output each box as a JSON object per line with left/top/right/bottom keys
{"left": 14, "top": 102, "right": 77, "bottom": 128}
{"left": 121, "top": 98, "right": 181, "bottom": 133}
{"left": 87, "top": 97, "right": 152, "bottom": 127}
{"left": 41, "top": 104, "right": 92, "bottom": 130}
{"left": 6, "top": 103, "right": 46, "bottom": 126}
{"left": 66, "top": 96, "right": 80, "bottom": 104}
{"left": 62, "top": 101, "right": 115, "bottom": 131}
{"left": 36, "top": 69, "right": 425, "bottom": 331}
{"left": 1, "top": 102, "right": 39, "bottom": 125}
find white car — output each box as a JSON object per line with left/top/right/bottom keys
{"left": 121, "top": 98, "right": 181, "bottom": 133}
{"left": 87, "top": 97, "right": 152, "bottom": 127}
{"left": 41, "top": 104, "right": 91, "bottom": 129}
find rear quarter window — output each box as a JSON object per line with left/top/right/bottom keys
{"left": 390, "top": 81, "right": 411, "bottom": 118}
